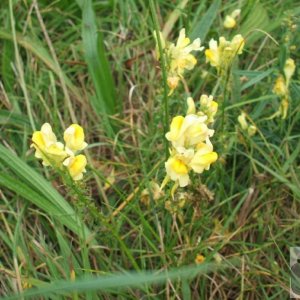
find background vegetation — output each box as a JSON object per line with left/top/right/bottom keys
{"left": 0, "top": 0, "right": 299, "bottom": 298}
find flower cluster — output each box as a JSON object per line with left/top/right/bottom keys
{"left": 273, "top": 58, "right": 296, "bottom": 119}
{"left": 154, "top": 29, "right": 204, "bottom": 93}
{"left": 223, "top": 9, "right": 241, "bottom": 29}
{"left": 164, "top": 96, "right": 218, "bottom": 188}
{"left": 205, "top": 34, "right": 245, "bottom": 73}
{"left": 31, "top": 123, "right": 88, "bottom": 180}
{"left": 153, "top": 28, "right": 246, "bottom": 196}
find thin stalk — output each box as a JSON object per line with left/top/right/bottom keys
{"left": 9, "top": 0, "right": 35, "bottom": 131}
{"left": 220, "top": 69, "right": 231, "bottom": 137}
{"left": 33, "top": 0, "right": 77, "bottom": 124}
{"left": 149, "top": 0, "right": 169, "bottom": 159}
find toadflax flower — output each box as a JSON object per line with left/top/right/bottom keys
{"left": 189, "top": 140, "right": 218, "bottom": 173}
{"left": 165, "top": 114, "right": 214, "bottom": 149}
{"left": 165, "top": 140, "right": 218, "bottom": 188}
{"left": 31, "top": 123, "right": 88, "bottom": 180}
{"left": 163, "top": 97, "right": 218, "bottom": 190}
{"left": 223, "top": 9, "right": 241, "bottom": 29}
{"left": 205, "top": 34, "right": 245, "bottom": 72}
{"left": 31, "top": 123, "right": 67, "bottom": 166}
{"left": 63, "top": 154, "right": 87, "bottom": 181}
{"left": 64, "top": 124, "right": 88, "bottom": 154}
{"left": 154, "top": 28, "right": 204, "bottom": 93}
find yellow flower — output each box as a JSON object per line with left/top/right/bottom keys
{"left": 284, "top": 58, "right": 296, "bottom": 87}
{"left": 154, "top": 28, "right": 203, "bottom": 93}
{"left": 279, "top": 97, "right": 289, "bottom": 119}
{"left": 31, "top": 123, "right": 67, "bottom": 166}
{"left": 166, "top": 114, "right": 214, "bottom": 149}
{"left": 167, "top": 76, "right": 180, "bottom": 94}
{"left": 205, "top": 34, "right": 245, "bottom": 70}
{"left": 273, "top": 75, "right": 288, "bottom": 97}
{"left": 247, "top": 125, "right": 257, "bottom": 137}
{"left": 224, "top": 15, "right": 236, "bottom": 29}
{"left": 195, "top": 254, "right": 205, "bottom": 264}
{"left": 63, "top": 154, "right": 87, "bottom": 181}
{"left": 230, "top": 34, "right": 245, "bottom": 54}
{"left": 64, "top": 124, "right": 88, "bottom": 153}
{"left": 186, "top": 96, "right": 218, "bottom": 123}
{"left": 186, "top": 97, "right": 196, "bottom": 115}
{"left": 237, "top": 111, "right": 248, "bottom": 130}
{"left": 165, "top": 142, "right": 218, "bottom": 188}
{"left": 237, "top": 112, "right": 257, "bottom": 135}
{"left": 205, "top": 39, "right": 219, "bottom": 67}
{"left": 165, "top": 156, "right": 190, "bottom": 187}
{"left": 190, "top": 141, "right": 218, "bottom": 173}
{"left": 199, "top": 95, "right": 218, "bottom": 123}
{"left": 167, "top": 29, "right": 203, "bottom": 77}
{"left": 223, "top": 9, "right": 241, "bottom": 29}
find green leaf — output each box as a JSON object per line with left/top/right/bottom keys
{"left": 240, "top": 68, "right": 274, "bottom": 91}
{"left": 3, "top": 262, "right": 236, "bottom": 299}
{"left": 76, "top": 0, "right": 117, "bottom": 131}
{"left": 240, "top": 2, "right": 282, "bottom": 45}
{"left": 0, "top": 144, "right": 92, "bottom": 240}
{"left": 190, "top": 0, "right": 221, "bottom": 42}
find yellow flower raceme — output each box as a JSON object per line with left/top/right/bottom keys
{"left": 63, "top": 154, "right": 87, "bottom": 181}
{"left": 31, "top": 123, "right": 67, "bottom": 166}
{"left": 64, "top": 124, "right": 88, "bottom": 153}
{"left": 205, "top": 34, "right": 245, "bottom": 71}
{"left": 164, "top": 95, "right": 218, "bottom": 189}
{"left": 272, "top": 58, "right": 296, "bottom": 119}
{"left": 154, "top": 28, "right": 203, "bottom": 93}
{"left": 31, "top": 123, "right": 88, "bottom": 180}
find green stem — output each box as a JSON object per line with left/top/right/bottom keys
{"left": 149, "top": 0, "right": 169, "bottom": 159}
{"left": 221, "top": 70, "right": 230, "bottom": 137}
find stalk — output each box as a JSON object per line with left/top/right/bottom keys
{"left": 149, "top": 0, "right": 169, "bottom": 159}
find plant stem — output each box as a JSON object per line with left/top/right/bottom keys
{"left": 149, "top": 0, "right": 169, "bottom": 159}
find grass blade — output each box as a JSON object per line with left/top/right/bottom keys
{"left": 190, "top": 0, "right": 221, "bottom": 41}
{"left": 76, "top": 0, "right": 117, "bottom": 133}
{"left": 2, "top": 262, "right": 236, "bottom": 299}
{"left": 0, "top": 144, "right": 91, "bottom": 239}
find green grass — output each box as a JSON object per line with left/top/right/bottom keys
{"left": 0, "top": 0, "right": 299, "bottom": 299}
